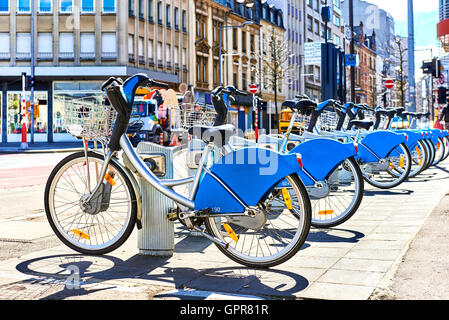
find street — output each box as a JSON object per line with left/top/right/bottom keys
{"left": 0, "top": 152, "right": 448, "bottom": 300}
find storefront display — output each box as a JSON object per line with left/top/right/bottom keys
{"left": 6, "top": 91, "right": 48, "bottom": 142}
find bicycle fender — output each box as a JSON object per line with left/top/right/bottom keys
{"left": 357, "top": 131, "right": 407, "bottom": 163}
{"left": 289, "top": 138, "right": 357, "bottom": 186}
{"left": 194, "top": 147, "right": 301, "bottom": 214}
{"left": 395, "top": 130, "right": 422, "bottom": 149}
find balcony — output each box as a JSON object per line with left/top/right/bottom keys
{"left": 37, "top": 52, "right": 53, "bottom": 61}
{"left": 0, "top": 52, "right": 10, "bottom": 60}
{"left": 38, "top": 6, "right": 52, "bottom": 14}
{"left": 102, "top": 7, "right": 116, "bottom": 14}
{"left": 16, "top": 52, "right": 31, "bottom": 60}
{"left": 157, "top": 59, "right": 163, "bottom": 68}
{"left": 138, "top": 55, "right": 145, "bottom": 64}
{"left": 128, "top": 53, "right": 135, "bottom": 62}
{"left": 59, "top": 52, "right": 74, "bottom": 60}
{"left": 101, "top": 52, "right": 117, "bottom": 61}
{"left": 148, "top": 57, "right": 154, "bottom": 66}
{"left": 80, "top": 52, "right": 96, "bottom": 60}
{"left": 81, "top": 7, "right": 95, "bottom": 14}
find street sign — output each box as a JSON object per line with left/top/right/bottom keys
{"left": 345, "top": 54, "right": 358, "bottom": 67}
{"left": 249, "top": 84, "right": 258, "bottom": 95}
{"left": 385, "top": 79, "right": 395, "bottom": 89}
{"left": 304, "top": 42, "right": 323, "bottom": 66}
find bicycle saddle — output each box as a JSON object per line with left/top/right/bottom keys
{"left": 282, "top": 99, "right": 317, "bottom": 115}
{"left": 188, "top": 124, "right": 235, "bottom": 147}
{"left": 349, "top": 120, "right": 374, "bottom": 130}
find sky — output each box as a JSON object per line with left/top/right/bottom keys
{"left": 363, "top": 0, "right": 442, "bottom": 70}
{"left": 366, "top": 0, "right": 439, "bottom": 47}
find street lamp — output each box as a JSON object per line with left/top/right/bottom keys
{"left": 219, "top": 20, "right": 255, "bottom": 86}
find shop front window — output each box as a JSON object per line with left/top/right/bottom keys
{"left": 53, "top": 81, "right": 103, "bottom": 142}
{"left": 7, "top": 91, "right": 48, "bottom": 139}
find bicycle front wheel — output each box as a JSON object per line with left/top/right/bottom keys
{"left": 44, "top": 151, "right": 137, "bottom": 255}
{"left": 204, "top": 173, "right": 311, "bottom": 268}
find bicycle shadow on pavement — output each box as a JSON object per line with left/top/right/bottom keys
{"left": 306, "top": 228, "right": 364, "bottom": 244}
{"left": 15, "top": 249, "right": 310, "bottom": 300}
{"left": 363, "top": 188, "right": 414, "bottom": 197}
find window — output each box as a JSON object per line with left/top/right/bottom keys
{"left": 128, "top": 0, "right": 134, "bottom": 15}
{"left": 148, "top": 0, "right": 153, "bottom": 21}
{"left": 60, "top": 0, "right": 72, "bottom": 13}
{"left": 166, "top": 4, "right": 170, "bottom": 27}
{"left": 174, "top": 7, "right": 179, "bottom": 29}
{"left": 102, "top": 32, "right": 116, "bottom": 58}
{"left": 182, "top": 10, "right": 186, "bottom": 32}
{"left": 0, "top": 0, "right": 9, "bottom": 12}
{"left": 81, "top": 0, "right": 94, "bottom": 13}
{"left": 59, "top": 33, "right": 74, "bottom": 58}
{"left": 138, "top": 0, "right": 143, "bottom": 18}
{"left": 37, "top": 33, "right": 52, "bottom": 59}
{"left": 103, "top": 0, "right": 115, "bottom": 13}
{"left": 0, "top": 33, "right": 9, "bottom": 59}
{"left": 333, "top": 14, "right": 340, "bottom": 27}
{"left": 166, "top": 44, "right": 171, "bottom": 64}
{"left": 174, "top": 45, "right": 179, "bottom": 66}
{"left": 80, "top": 32, "right": 95, "bottom": 58}
{"left": 38, "top": 0, "right": 51, "bottom": 13}
{"left": 157, "top": 1, "right": 162, "bottom": 24}
{"left": 16, "top": 33, "right": 31, "bottom": 59}
{"left": 182, "top": 47, "right": 186, "bottom": 68}
{"left": 148, "top": 39, "right": 153, "bottom": 62}
{"left": 157, "top": 42, "right": 162, "bottom": 65}
{"left": 128, "top": 35, "right": 134, "bottom": 55}
{"left": 241, "top": 31, "right": 246, "bottom": 52}
{"left": 307, "top": 16, "right": 312, "bottom": 31}
{"left": 138, "top": 37, "right": 144, "bottom": 58}
{"left": 17, "top": 0, "right": 30, "bottom": 13}
{"left": 233, "top": 28, "right": 238, "bottom": 50}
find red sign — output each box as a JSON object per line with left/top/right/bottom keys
{"left": 249, "top": 84, "right": 258, "bottom": 95}
{"left": 385, "top": 79, "right": 395, "bottom": 89}
{"left": 439, "top": 73, "right": 445, "bottom": 85}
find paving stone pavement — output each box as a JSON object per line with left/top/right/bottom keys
{"left": 0, "top": 159, "right": 447, "bottom": 300}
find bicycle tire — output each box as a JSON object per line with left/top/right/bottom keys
{"left": 408, "top": 139, "right": 429, "bottom": 178}
{"left": 362, "top": 143, "right": 412, "bottom": 189}
{"left": 44, "top": 151, "right": 137, "bottom": 255}
{"left": 204, "top": 173, "right": 311, "bottom": 268}
{"left": 311, "top": 157, "right": 364, "bottom": 228}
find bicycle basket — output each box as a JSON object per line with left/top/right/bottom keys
{"left": 63, "top": 96, "right": 116, "bottom": 141}
{"left": 173, "top": 103, "right": 217, "bottom": 131}
{"left": 318, "top": 109, "right": 339, "bottom": 132}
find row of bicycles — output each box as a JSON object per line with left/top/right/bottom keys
{"left": 43, "top": 74, "right": 449, "bottom": 269}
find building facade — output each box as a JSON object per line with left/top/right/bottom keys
{"left": 190, "top": 0, "right": 284, "bottom": 133}
{"left": 269, "top": 0, "right": 303, "bottom": 100}
{"left": 303, "top": 0, "right": 344, "bottom": 101}
{"left": 0, "top": 0, "right": 191, "bottom": 143}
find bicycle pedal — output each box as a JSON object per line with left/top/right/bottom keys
{"left": 166, "top": 207, "right": 179, "bottom": 221}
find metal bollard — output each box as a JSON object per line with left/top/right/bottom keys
{"left": 135, "top": 142, "right": 178, "bottom": 257}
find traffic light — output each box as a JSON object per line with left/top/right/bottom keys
{"left": 432, "top": 58, "right": 442, "bottom": 78}
{"left": 422, "top": 61, "right": 433, "bottom": 75}
{"left": 25, "top": 76, "right": 35, "bottom": 90}
{"left": 438, "top": 86, "right": 447, "bottom": 104}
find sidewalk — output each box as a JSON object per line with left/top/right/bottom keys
{"left": 0, "top": 141, "right": 86, "bottom": 154}
{"left": 0, "top": 159, "right": 447, "bottom": 300}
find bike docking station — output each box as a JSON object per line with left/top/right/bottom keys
{"left": 123, "top": 142, "right": 180, "bottom": 257}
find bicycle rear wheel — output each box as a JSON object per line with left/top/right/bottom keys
{"left": 361, "top": 143, "right": 411, "bottom": 189}
{"left": 44, "top": 151, "right": 137, "bottom": 255}
{"left": 204, "top": 173, "right": 311, "bottom": 268}
{"left": 310, "top": 157, "right": 364, "bottom": 228}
